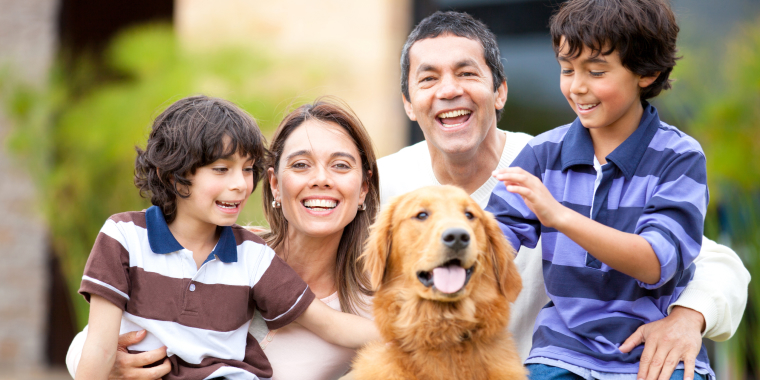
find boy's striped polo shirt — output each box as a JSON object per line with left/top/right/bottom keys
{"left": 486, "top": 104, "right": 713, "bottom": 377}
{"left": 79, "top": 205, "right": 315, "bottom": 380}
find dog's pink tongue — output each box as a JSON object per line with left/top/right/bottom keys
{"left": 432, "top": 265, "right": 466, "bottom": 294}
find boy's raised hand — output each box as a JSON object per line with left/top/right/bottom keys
{"left": 493, "top": 167, "right": 569, "bottom": 229}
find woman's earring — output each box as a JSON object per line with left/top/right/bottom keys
{"left": 358, "top": 203, "right": 366, "bottom": 211}
{"left": 272, "top": 200, "right": 281, "bottom": 209}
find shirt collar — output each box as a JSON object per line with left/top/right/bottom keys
{"left": 560, "top": 102, "right": 660, "bottom": 180}
{"left": 145, "top": 205, "right": 238, "bottom": 263}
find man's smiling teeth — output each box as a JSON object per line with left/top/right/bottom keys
{"left": 216, "top": 201, "right": 240, "bottom": 209}
{"left": 304, "top": 199, "right": 337, "bottom": 209}
{"left": 436, "top": 109, "right": 472, "bottom": 119}
{"left": 578, "top": 103, "right": 599, "bottom": 110}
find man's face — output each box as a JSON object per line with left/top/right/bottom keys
{"left": 403, "top": 35, "right": 507, "bottom": 157}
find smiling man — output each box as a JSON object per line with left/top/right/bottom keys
{"left": 377, "top": 11, "right": 749, "bottom": 380}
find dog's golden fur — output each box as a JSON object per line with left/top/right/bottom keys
{"left": 352, "top": 185, "right": 526, "bottom": 380}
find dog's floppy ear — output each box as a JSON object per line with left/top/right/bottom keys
{"left": 361, "top": 197, "right": 398, "bottom": 291}
{"left": 483, "top": 211, "right": 522, "bottom": 303}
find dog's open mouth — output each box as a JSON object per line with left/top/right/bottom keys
{"left": 417, "top": 259, "right": 474, "bottom": 294}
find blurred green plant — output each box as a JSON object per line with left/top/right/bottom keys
{"left": 0, "top": 24, "right": 327, "bottom": 328}
{"left": 660, "top": 16, "right": 760, "bottom": 379}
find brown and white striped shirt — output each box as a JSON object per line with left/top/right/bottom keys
{"left": 79, "top": 206, "right": 315, "bottom": 380}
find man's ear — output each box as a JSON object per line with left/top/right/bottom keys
{"left": 402, "top": 93, "right": 417, "bottom": 121}
{"left": 639, "top": 72, "right": 660, "bottom": 89}
{"left": 494, "top": 79, "right": 508, "bottom": 111}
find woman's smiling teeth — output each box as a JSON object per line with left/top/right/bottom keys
{"left": 216, "top": 201, "right": 240, "bottom": 209}
{"left": 436, "top": 109, "right": 472, "bottom": 127}
{"left": 303, "top": 199, "right": 338, "bottom": 210}
{"left": 577, "top": 103, "right": 599, "bottom": 110}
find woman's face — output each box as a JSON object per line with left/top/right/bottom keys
{"left": 269, "top": 119, "right": 369, "bottom": 240}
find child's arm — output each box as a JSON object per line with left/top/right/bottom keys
{"left": 75, "top": 295, "right": 123, "bottom": 380}
{"left": 494, "top": 167, "right": 661, "bottom": 284}
{"left": 296, "top": 298, "right": 380, "bottom": 349}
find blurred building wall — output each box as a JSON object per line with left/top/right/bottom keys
{"left": 0, "top": 0, "right": 58, "bottom": 370}
{"left": 175, "top": 0, "right": 412, "bottom": 157}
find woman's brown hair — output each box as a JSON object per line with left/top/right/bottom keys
{"left": 261, "top": 97, "right": 378, "bottom": 315}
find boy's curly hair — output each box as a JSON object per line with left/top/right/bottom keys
{"left": 550, "top": 0, "right": 680, "bottom": 100}
{"left": 134, "top": 95, "right": 268, "bottom": 223}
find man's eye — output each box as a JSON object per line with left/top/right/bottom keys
{"left": 415, "top": 211, "right": 428, "bottom": 220}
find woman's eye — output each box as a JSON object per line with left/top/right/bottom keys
{"left": 415, "top": 211, "right": 428, "bottom": 220}
{"left": 465, "top": 211, "right": 474, "bottom": 220}
{"left": 292, "top": 162, "right": 308, "bottom": 169}
{"left": 334, "top": 162, "right": 351, "bottom": 169}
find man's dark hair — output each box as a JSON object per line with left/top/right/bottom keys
{"left": 550, "top": 0, "right": 680, "bottom": 100}
{"left": 134, "top": 95, "right": 268, "bottom": 223}
{"left": 400, "top": 11, "right": 507, "bottom": 120}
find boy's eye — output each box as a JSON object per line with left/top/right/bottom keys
{"left": 590, "top": 71, "right": 605, "bottom": 77}
{"left": 244, "top": 166, "right": 254, "bottom": 173}
{"left": 213, "top": 167, "right": 228, "bottom": 173}
{"left": 561, "top": 69, "right": 574, "bottom": 75}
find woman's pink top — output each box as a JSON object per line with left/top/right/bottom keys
{"left": 256, "top": 292, "right": 371, "bottom": 380}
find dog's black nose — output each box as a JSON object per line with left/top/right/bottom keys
{"left": 442, "top": 227, "right": 470, "bottom": 250}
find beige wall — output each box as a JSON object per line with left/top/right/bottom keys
{"left": 175, "top": 0, "right": 412, "bottom": 157}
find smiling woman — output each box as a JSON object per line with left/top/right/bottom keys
{"left": 255, "top": 97, "right": 380, "bottom": 379}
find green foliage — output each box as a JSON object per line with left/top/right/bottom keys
{"left": 1, "top": 24, "right": 326, "bottom": 328}
{"left": 661, "top": 17, "right": 760, "bottom": 379}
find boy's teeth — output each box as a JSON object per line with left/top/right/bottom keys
{"left": 217, "top": 201, "right": 239, "bottom": 209}
{"left": 304, "top": 199, "right": 337, "bottom": 209}
{"left": 437, "top": 109, "right": 471, "bottom": 119}
{"left": 578, "top": 103, "right": 599, "bottom": 110}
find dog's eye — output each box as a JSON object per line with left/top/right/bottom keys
{"left": 415, "top": 211, "right": 428, "bottom": 220}
{"left": 465, "top": 211, "right": 475, "bottom": 220}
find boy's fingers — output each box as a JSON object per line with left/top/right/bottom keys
{"left": 117, "top": 330, "right": 147, "bottom": 349}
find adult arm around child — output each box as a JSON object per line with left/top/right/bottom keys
{"left": 619, "top": 236, "right": 750, "bottom": 380}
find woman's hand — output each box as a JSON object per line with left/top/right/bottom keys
{"left": 110, "top": 330, "right": 171, "bottom": 380}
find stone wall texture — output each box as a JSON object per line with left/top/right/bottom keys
{"left": 0, "top": 0, "right": 58, "bottom": 370}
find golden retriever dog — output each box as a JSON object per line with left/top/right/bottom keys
{"left": 352, "top": 185, "right": 526, "bottom": 380}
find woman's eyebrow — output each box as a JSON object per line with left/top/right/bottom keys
{"left": 330, "top": 152, "right": 357, "bottom": 164}
{"left": 285, "top": 149, "right": 311, "bottom": 162}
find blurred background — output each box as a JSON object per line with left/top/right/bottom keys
{"left": 0, "top": 0, "right": 758, "bottom": 378}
